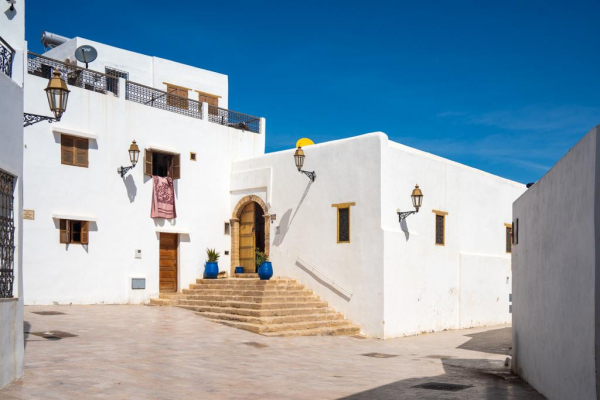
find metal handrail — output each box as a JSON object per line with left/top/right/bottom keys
{"left": 125, "top": 80, "right": 203, "bottom": 120}
{"left": 296, "top": 256, "right": 353, "bottom": 298}
{"left": 208, "top": 104, "right": 261, "bottom": 134}
{"left": 0, "top": 36, "right": 15, "bottom": 77}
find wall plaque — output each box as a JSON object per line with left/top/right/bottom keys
{"left": 23, "top": 210, "right": 35, "bottom": 220}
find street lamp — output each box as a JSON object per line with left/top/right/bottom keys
{"left": 294, "top": 147, "right": 316, "bottom": 182}
{"left": 397, "top": 184, "right": 424, "bottom": 221}
{"left": 117, "top": 140, "right": 140, "bottom": 177}
{"left": 24, "top": 70, "right": 70, "bottom": 127}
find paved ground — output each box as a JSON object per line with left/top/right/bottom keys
{"left": 0, "top": 305, "right": 542, "bottom": 399}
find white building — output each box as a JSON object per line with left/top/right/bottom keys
{"left": 22, "top": 35, "right": 524, "bottom": 338}
{"left": 512, "top": 126, "right": 600, "bottom": 399}
{"left": 0, "top": 1, "right": 25, "bottom": 389}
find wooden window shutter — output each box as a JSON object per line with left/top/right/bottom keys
{"left": 144, "top": 149, "right": 153, "bottom": 176}
{"left": 172, "top": 154, "right": 181, "bottom": 179}
{"left": 61, "top": 135, "right": 75, "bottom": 165}
{"left": 59, "top": 219, "right": 70, "bottom": 244}
{"left": 75, "top": 138, "right": 89, "bottom": 167}
{"left": 81, "top": 221, "right": 89, "bottom": 245}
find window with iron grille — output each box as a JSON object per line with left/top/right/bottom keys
{"left": 506, "top": 226, "right": 513, "bottom": 253}
{"left": 435, "top": 214, "right": 445, "bottom": 245}
{"left": 105, "top": 67, "right": 129, "bottom": 96}
{"left": 0, "top": 170, "right": 15, "bottom": 298}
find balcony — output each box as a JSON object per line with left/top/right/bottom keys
{"left": 27, "top": 52, "right": 262, "bottom": 134}
{"left": 0, "top": 36, "right": 15, "bottom": 78}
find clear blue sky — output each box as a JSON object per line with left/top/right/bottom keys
{"left": 25, "top": 0, "right": 600, "bottom": 183}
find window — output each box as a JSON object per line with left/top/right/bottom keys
{"left": 332, "top": 202, "right": 355, "bottom": 243}
{"left": 59, "top": 219, "right": 89, "bottom": 244}
{"left": 105, "top": 67, "right": 129, "bottom": 95}
{"left": 165, "top": 83, "right": 189, "bottom": 109}
{"left": 196, "top": 90, "right": 220, "bottom": 116}
{"left": 505, "top": 224, "right": 513, "bottom": 253}
{"left": 143, "top": 149, "right": 180, "bottom": 179}
{"left": 190, "top": 152, "right": 197, "bottom": 161}
{"left": 61, "top": 134, "right": 88, "bottom": 168}
{"left": 0, "top": 170, "right": 15, "bottom": 298}
{"left": 432, "top": 210, "right": 448, "bottom": 246}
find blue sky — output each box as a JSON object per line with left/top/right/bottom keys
{"left": 25, "top": 0, "right": 600, "bottom": 183}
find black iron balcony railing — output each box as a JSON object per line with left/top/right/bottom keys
{"left": 125, "top": 81, "right": 204, "bottom": 120}
{"left": 208, "top": 105, "right": 260, "bottom": 133}
{"left": 0, "top": 170, "right": 15, "bottom": 299}
{"left": 0, "top": 36, "right": 15, "bottom": 78}
{"left": 27, "top": 52, "right": 119, "bottom": 96}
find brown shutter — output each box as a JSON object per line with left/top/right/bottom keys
{"left": 144, "top": 149, "right": 153, "bottom": 176}
{"left": 59, "top": 219, "right": 70, "bottom": 243}
{"left": 81, "top": 221, "right": 89, "bottom": 245}
{"left": 172, "top": 154, "right": 181, "bottom": 179}
{"left": 75, "top": 138, "right": 89, "bottom": 167}
{"left": 61, "top": 135, "right": 75, "bottom": 165}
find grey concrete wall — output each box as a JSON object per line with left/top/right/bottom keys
{"left": 512, "top": 126, "right": 599, "bottom": 400}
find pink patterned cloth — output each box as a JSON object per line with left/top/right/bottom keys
{"left": 151, "top": 176, "right": 177, "bottom": 219}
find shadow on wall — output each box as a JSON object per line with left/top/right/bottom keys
{"left": 457, "top": 327, "right": 512, "bottom": 356}
{"left": 295, "top": 259, "right": 351, "bottom": 302}
{"left": 123, "top": 174, "right": 137, "bottom": 202}
{"left": 338, "top": 356, "right": 542, "bottom": 399}
{"left": 273, "top": 180, "right": 313, "bottom": 247}
{"left": 23, "top": 321, "right": 30, "bottom": 349}
{"left": 400, "top": 218, "right": 410, "bottom": 241}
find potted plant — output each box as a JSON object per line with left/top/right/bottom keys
{"left": 204, "top": 248, "right": 220, "bottom": 279}
{"left": 235, "top": 266, "right": 244, "bottom": 274}
{"left": 255, "top": 249, "right": 273, "bottom": 281}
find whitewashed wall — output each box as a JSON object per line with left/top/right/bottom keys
{"left": 381, "top": 139, "right": 523, "bottom": 338}
{"left": 512, "top": 126, "right": 599, "bottom": 400}
{"left": 231, "top": 134, "right": 386, "bottom": 337}
{"left": 0, "top": 4, "right": 25, "bottom": 389}
{"left": 232, "top": 133, "right": 523, "bottom": 338}
{"left": 23, "top": 73, "right": 263, "bottom": 305}
{"left": 43, "top": 37, "right": 229, "bottom": 108}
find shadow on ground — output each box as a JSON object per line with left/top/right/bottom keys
{"left": 339, "top": 357, "right": 542, "bottom": 399}
{"left": 458, "top": 327, "right": 512, "bottom": 355}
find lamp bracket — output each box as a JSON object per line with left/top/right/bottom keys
{"left": 118, "top": 165, "right": 135, "bottom": 178}
{"left": 300, "top": 170, "right": 316, "bottom": 182}
{"left": 397, "top": 211, "right": 417, "bottom": 221}
{"left": 24, "top": 113, "right": 59, "bottom": 127}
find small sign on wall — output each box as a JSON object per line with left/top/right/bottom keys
{"left": 23, "top": 210, "right": 35, "bottom": 220}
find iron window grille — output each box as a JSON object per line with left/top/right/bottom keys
{"left": 106, "top": 67, "right": 129, "bottom": 95}
{"left": 0, "top": 36, "right": 15, "bottom": 78}
{"left": 435, "top": 214, "right": 445, "bottom": 245}
{"left": 0, "top": 170, "right": 15, "bottom": 298}
{"left": 27, "top": 52, "right": 119, "bottom": 96}
{"left": 506, "top": 226, "right": 513, "bottom": 253}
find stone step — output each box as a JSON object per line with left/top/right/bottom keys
{"left": 195, "top": 278, "right": 297, "bottom": 285}
{"left": 159, "top": 293, "right": 179, "bottom": 299}
{"left": 196, "top": 311, "right": 344, "bottom": 325}
{"left": 177, "top": 295, "right": 320, "bottom": 303}
{"left": 149, "top": 298, "right": 172, "bottom": 306}
{"left": 177, "top": 299, "right": 328, "bottom": 310}
{"left": 234, "top": 273, "right": 259, "bottom": 278}
{"left": 181, "top": 305, "right": 335, "bottom": 317}
{"left": 208, "top": 318, "right": 355, "bottom": 334}
{"left": 182, "top": 284, "right": 308, "bottom": 293}
{"left": 261, "top": 325, "right": 361, "bottom": 337}
{"left": 183, "top": 287, "right": 309, "bottom": 295}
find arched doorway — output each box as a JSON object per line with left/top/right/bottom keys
{"left": 230, "top": 195, "right": 270, "bottom": 275}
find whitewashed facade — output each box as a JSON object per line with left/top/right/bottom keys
{"left": 22, "top": 36, "right": 524, "bottom": 338}
{"left": 0, "top": 2, "right": 25, "bottom": 389}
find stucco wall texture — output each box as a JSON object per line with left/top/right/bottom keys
{"left": 512, "top": 126, "right": 600, "bottom": 400}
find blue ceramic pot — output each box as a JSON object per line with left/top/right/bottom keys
{"left": 204, "top": 261, "right": 219, "bottom": 279}
{"left": 258, "top": 261, "right": 273, "bottom": 281}
{"left": 235, "top": 266, "right": 244, "bottom": 274}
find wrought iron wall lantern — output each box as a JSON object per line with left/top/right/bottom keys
{"left": 24, "top": 70, "right": 70, "bottom": 127}
{"left": 6, "top": 0, "right": 15, "bottom": 11}
{"left": 117, "top": 140, "right": 140, "bottom": 177}
{"left": 294, "top": 146, "right": 316, "bottom": 182}
{"left": 397, "top": 184, "right": 424, "bottom": 221}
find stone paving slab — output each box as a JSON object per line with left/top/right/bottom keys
{"left": 0, "top": 305, "right": 543, "bottom": 399}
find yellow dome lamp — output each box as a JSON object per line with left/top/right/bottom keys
{"left": 293, "top": 138, "right": 316, "bottom": 182}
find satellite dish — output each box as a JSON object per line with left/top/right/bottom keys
{"left": 74, "top": 45, "right": 98, "bottom": 68}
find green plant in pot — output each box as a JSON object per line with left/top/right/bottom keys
{"left": 255, "top": 249, "right": 273, "bottom": 280}
{"left": 205, "top": 248, "right": 220, "bottom": 279}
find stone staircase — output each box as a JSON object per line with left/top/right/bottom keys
{"left": 150, "top": 278, "right": 360, "bottom": 337}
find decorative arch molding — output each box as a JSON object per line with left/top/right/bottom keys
{"left": 230, "top": 195, "right": 270, "bottom": 275}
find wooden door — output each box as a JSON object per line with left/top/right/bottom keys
{"left": 239, "top": 202, "right": 256, "bottom": 272}
{"left": 159, "top": 233, "right": 178, "bottom": 292}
